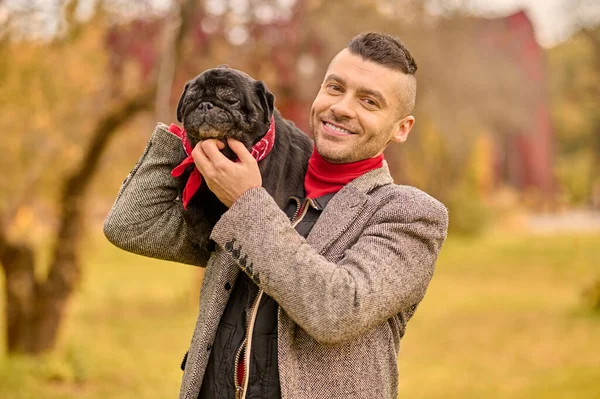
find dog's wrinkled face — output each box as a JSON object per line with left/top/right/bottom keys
{"left": 177, "top": 66, "right": 275, "bottom": 158}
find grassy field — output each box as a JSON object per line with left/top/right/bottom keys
{"left": 0, "top": 232, "right": 599, "bottom": 398}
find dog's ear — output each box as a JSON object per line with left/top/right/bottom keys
{"left": 254, "top": 80, "right": 275, "bottom": 124}
{"left": 176, "top": 81, "right": 191, "bottom": 123}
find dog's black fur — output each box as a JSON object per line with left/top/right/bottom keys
{"left": 175, "top": 66, "right": 313, "bottom": 236}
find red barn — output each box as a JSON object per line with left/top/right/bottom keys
{"left": 481, "top": 11, "right": 555, "bottom": 197}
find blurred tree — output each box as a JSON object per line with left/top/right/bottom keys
{"left": 0, "top": 0, "right": 196, "bottom": 354}
{"left": 558, "top": 0, "right": 600, "bottom": 313}
{"left": 549, "top": 24, "right": 600, "bottom": 207}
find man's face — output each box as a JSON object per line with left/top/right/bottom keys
{"left": 309, "top": 49, "right": 414, "bottom": 163}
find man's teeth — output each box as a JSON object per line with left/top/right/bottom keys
{"left": 325, "top": 122, "right": 353, "bottom": 134}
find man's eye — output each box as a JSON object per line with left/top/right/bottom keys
{"left": 363, "top": 98, "right": 378, "bottom": 107}
{"left": 326, "top": 84, "right": 343, "bottom": 93}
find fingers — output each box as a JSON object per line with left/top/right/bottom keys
{"left": 227, "top": 138, "right": 255, "bottom": 164}
{"left": 193, "top": 138, "right": 255, "bottom": 178}
{"left": 195, "top": 139, "right": 237, "bottom": 175}
{"left": 201, "top": 139, "right": 228, "bottom": 163}
{"left": 191, "top": 142, "right": 213, "bottom": 175}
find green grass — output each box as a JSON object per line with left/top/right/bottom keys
{"left": 398, "top": 233, "right": 600, "bottom": 399}
{"left": 0, "top": 237, "right": 202, "bottom": 399}
{"left": 1, "top": 232, "right": 599, "bottom": 398}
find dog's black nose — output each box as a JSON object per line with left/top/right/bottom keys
{"left": 199, "top": 102, "right": 214, "bottom": 111}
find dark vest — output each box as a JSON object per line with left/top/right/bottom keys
{"left": 191, "top": 193, "right": 334, "bottom": 399}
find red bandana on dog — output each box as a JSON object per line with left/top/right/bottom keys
{"left": 169, "top": 116, "right": 276, "bottom": 209}
{"left": 304, "top": 147, "right": 384, "bottom": 199}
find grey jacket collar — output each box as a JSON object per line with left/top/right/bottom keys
{"left": 347, "top": 160, "right": 394, "bottom": 192}
{"left": 306, "top": 161, "right": 394, "bottom": 253}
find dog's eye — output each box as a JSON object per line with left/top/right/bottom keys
{"left": 215, "top": 85, "right": 240, "bottom": 105}
{"left": 221, "top": 95, "right": 240, "bottom": 106}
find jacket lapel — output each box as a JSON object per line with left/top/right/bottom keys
{"left": 306, "top": 161, "right": 394, "bottom": 254}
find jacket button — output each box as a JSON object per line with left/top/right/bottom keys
{"left": 207, "top": 344, "right": 212, "bottom": 351}
{"left": 180, "top": 350, "right": 189, "bottom": 371}
{"left": 224, "top": 282, "right": 232, "bottom": 291}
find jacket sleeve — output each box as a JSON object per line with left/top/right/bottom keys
{"left": 209, "top": 186, "right": 448, "bottom": 345}
{"left": 103, "top": 123, "right": 212, "bottom": 267}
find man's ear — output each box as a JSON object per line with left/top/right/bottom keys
{"left": 391, "top": 115, "right": 415, "bottom": 143}
{"left": 176, "top": 81, "right": 190, "bottom": 123}
{"left": 254, "top": 80, "right": 275, "bottom": 124}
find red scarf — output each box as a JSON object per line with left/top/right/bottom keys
{"left": 169, "top": 117, "right": 276, "bottom": 209}
{"left": 304, "top": 147, "right": 384, "bottom": 199}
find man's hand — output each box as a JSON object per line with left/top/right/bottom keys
{"left": 192, "top": 138, "right": 262, "bottom": 208}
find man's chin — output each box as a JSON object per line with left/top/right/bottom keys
{"left": 314, "top": 142, "right": 352, "bottom": 164}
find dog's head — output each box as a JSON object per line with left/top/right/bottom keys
{"left": 176, "top": 66, "right": 275, "bottom": 158}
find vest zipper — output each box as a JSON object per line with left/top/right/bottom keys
{"left": 233, "top": 286, "right": 264, "bottom": 398}
{"left": 291, "top": 197, "right": 314, "bottom": 228}
{"left": 239, "top": 289, "right": 264, "bottom": 398}
{"left": 290, "top": 196, "right": 302, "bottom": 222}
{"left": 233, "top": 340, "right": 245, "bottom": 399}
{"left": 233, "top": 197, "right": 315, "bottom": 399}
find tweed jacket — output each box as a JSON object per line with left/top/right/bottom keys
{"left": 103, "top": 123, "right": 449, "bottom": 399}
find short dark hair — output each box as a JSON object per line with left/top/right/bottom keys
{"left": 347, "top": 32, "right": 417, "bottom": 116}
{"left": 347, "top": 32, "right": 417, "bottom": 75}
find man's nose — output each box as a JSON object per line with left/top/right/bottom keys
{"left": 199, "top": 102, "right": 214, "bottom": 112}
{"left": 329, "top": 95, "right": 355, "bottom": 119}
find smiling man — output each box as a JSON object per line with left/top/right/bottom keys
{"left": 310, "top": 44, "right": 416, "bottom": 164}
{"left": 105, "top": 32, "right": 448, "bottom": 399}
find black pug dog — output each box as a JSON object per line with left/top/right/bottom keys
{"left": 174, "top": 66, "right": 313, "bottom": 237}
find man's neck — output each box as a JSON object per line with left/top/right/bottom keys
{"left": 304, "top": 148, "right": 384, "bottom": 199}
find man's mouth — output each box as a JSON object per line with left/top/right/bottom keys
{"left": 322, "top": 121, "right": 355, "bottom": 135}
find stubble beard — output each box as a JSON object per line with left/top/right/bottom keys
{"left": 311, "top": 123, "right": 356, "bottom": 164}
{"left": 309, "top": 107, "right": 393, "bottom": 163}
{"left": 310, "top": 111, "right": 358, "bottom": 164}
{"left": 312, "top": 123, "right": 392, "bottom": 164}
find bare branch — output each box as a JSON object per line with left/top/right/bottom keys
{"left": 155, "top": 1, "right": 182, "bottom": 122}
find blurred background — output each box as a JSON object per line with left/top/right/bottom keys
{"left": 0, "top": 0, "right": 599, "bottom": 398}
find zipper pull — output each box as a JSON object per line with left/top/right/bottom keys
{"left": 235, "top": 386, "right": 244, "bottom": 399}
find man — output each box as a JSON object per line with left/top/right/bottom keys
{"left": 104, "top": 32, "right": 448, "bottom": 399}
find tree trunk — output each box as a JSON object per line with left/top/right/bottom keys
{"left": 32, "top": 88, "right": 156, "bottom": 352}
{"left": 0, "top": 89, "right": 155, "bottom": 354}
{"left": 0, "top": 236, "right": 37, "bottom": 353}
